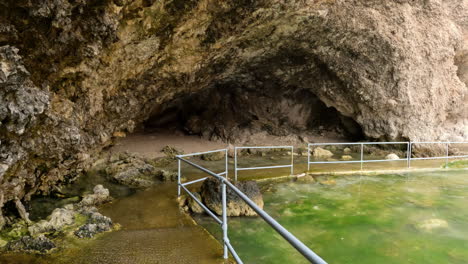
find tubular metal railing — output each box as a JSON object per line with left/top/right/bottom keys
{"left": 176, "top": 150, "right": 327, "bottom": 264}
{"left": 234, "top": 146, "right": 294, "bottom": 181}
{"left": 307, "top": 142, "right": 410, "bottom": 171}
{"left": 176, "top": 142, "right": 467, "bottom": 263}
{"left": 307, "top": 141, "right": 468, "bottom": 170}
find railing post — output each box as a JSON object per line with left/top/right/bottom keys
{"left": 234, "top": 147, "right": 238, "bottom": 182}
{"left": 360, "top": 143, "right": 364, "bottom": 170}
{"left": 222, "top": 180, "right": 228, "bottom": 259}
{"left": 445, "top": 142, "right": 449, "bottom": 168}
{"left": 177, "top": 159, "right": 181, "bottom": 197}
{"left": 291, "top": 146, "right": 294, "bottom": 175}
{"left": 307, "top": 144, "right": 310, "bottom": 172}
{"left": 406, "top": 142, "right": 410, "bottom": 168}
{"left": 225, "top": 149, "right": 229, "bottom": 179}
{"left": 408, "top": 142, "right": 412, "bottom": 168}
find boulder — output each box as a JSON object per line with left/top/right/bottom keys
{"left": 200, "top": 178, "right": 263, "bottom": 216}
{"left": 312, "top": 147, "right": 334, "bottom": 159}
{"left": 187, "top": 193, "right": 204, "bottom": 214}
{"left": 385, "top": 153, "right": 400, "bottom": 160}
{"left": 343, "top": 147, "right": 352, "bottom": 154}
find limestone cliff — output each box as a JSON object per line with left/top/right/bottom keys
{"left": 0, "top": 0, "right": 467, "bottom": 224}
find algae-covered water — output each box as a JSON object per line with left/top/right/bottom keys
{"left": 198, "top": 170, "right": 468, "bottom": 264}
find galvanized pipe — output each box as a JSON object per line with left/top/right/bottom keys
{"left": 408, "top": 142, "right": 412, "bottom": 168}
{"left": 307, "top": 144, "right": 311, "bottom": 172}
{"left": 177, "top": 156, "right": 326, "bottom": 264}
{"left": 291, "top": 146, "right": 294, "bottom": 175}
{"left": 234, "top": 146, "right": 294, "bottom": 178}
{"left": 406, "top": 143, "right": 410, "bottom": 168}
{"left": 177, "top": 159, "right": 181, "bottom": 197}
{"left": 222, "top": 181, "right": 228, "bottom": 259}
{"left": 226, "top": 241, "right": 243, "bottom": 264}
{"left": 445, "top": 142, "right": 449, "bottom": 168}
{"left": 234, "top": 147, "right": 238, "bottom": 182}
{"left": 181, "top": 177, "right": 208, "bottom": 187}
{"left": 360, "top": 143, "right": 364, "bottom": 170}
{"left": 236, "top": 164, "right": 293, "bottom": 171}
{"left": 224, "top": 180, "right": 328, "bottom": 264}
{"left": 225, "top": 149, "right": 229, "bottom": 179}
{"left": 179, "top": 184, "right": 222, "bottom": 225}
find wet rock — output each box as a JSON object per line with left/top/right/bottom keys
{"left": 296, "top": 175, "right": 315, "bottom": 183}
{"left": 416, "top": 219, "right": 448, "bottom": 231}
{"left": 6, "top": 235, "right": 55, "bottom": 253}
{"left": 341, "top": 155, "right": 353, "bottom": 161}
{"left": 161, "top": 146, "right": 183, "bottom": 158}
{"left": 187, "top": 193, "right": 204, "bottom": 214}
{"left": 105, "top": 153, "right": 159, "bottom": 188}
{"left": 28, "top": 208, "right": 75, "bottom": 236}
{"left": 78, "top": 185, "right": 112, "bottom": 207}
{"left": 319, "top": 179, "right": 337, "bottom": 186}
{"left": 313, "top": 147, "right": 334, "bottom": 159}
{"left": 201, "top": 151, "right": 225, "bottom": 161}
{"left": 157, "top": 170, "right": 178, "bottom": 182}
{"left": 200, "top": 178, "right": 263, "bottom": 217}
{"left": 74, "top": 211, "right": 113, "bottom": 238}
{"left": 385, "top": 153, "right": 400, "bottom": 160}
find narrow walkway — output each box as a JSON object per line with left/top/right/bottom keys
{"left": 61, "top": 183, "right": 225, "bottom": 264}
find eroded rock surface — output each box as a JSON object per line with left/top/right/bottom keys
{"left": 0, "top": 0, "right": 466, "bottom": 224}
{"left": 200, "top": 178, "right": 264, "bottom": 217}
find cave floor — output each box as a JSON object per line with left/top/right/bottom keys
{"left": 110, "top": 130, "right": 347, "bottom": 159}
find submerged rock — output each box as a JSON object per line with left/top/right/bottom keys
{"left": 200, "top": 178, "right": 264, "bottom": 217}
{"left": 201, "top": 151, "right": 225, "bottom": 161}
{"left": 157, "top": 170, "right": 178, "bottom": 182}
{"left": 312, "top": 147, "right": 334, "bottom": 159}
{"left": 417, "top": 219, "right": 449, "bottom": 231}
{"left": 296, "top": 175, "right": 315, "bottom": 183}
{"left": 341, "top": 155, "right": 353, "bottom": 161}
{"left": 385, "top": 153, "right": 400, "bottom": 160}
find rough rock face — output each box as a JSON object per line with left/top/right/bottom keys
{"left": 0, "top": 0, "right": 467, "bottom": 222}
{"left": 200, "top": 178, "right": 264, "bottom": 217}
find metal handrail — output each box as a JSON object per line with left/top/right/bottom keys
{"left": 307, "top": 141, "right": 468, "bottom": 171}
{"left": 307, "top": 142, "right": 410, "bottom": 170}
{"left": 177, "top": 155, "right": 327, "bottom": 264}
{"left": 234, "top": 146, "right": 294, "bottom": 181}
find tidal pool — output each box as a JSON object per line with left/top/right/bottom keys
{"left": 197, "top": 169, "right": 468, "bottom": 264}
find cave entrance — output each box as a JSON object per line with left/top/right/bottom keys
{"left": 141, "top": 84, "right": 364, "bottom": 145}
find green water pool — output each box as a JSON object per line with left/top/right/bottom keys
{"left": 198, "top": 170, "right": 468, "bottom": 263}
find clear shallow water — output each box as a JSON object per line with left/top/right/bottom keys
{"left": 199, "top": 170, "right": 468, "bottom": 264}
